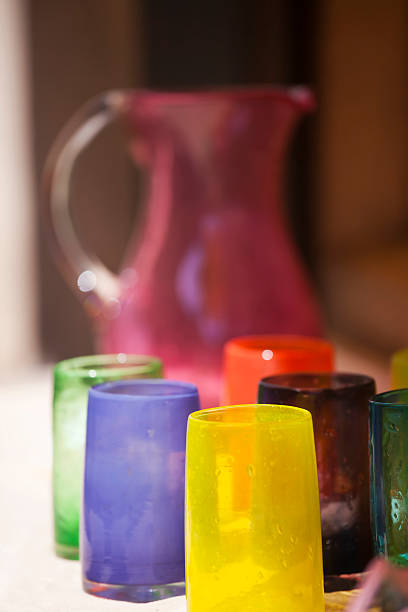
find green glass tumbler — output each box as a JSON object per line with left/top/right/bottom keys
{"left": 370, "top": 389, "right": 408, "bottom": 566}
{"left": 53, "top": 354, "right": 162, "bottom": 559}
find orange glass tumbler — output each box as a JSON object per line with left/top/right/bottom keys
{"left": 223, "top": 335, "right": 334, "bottom": 404}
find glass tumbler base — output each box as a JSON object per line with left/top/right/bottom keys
{"left": 324, "top": 572, "right": 366, "bottom": 592}
{"left": 83, "top": 577, "right": 185, "bottom": 603}
{"left": 55, "top": 543, "right": 79, "bottom": 560}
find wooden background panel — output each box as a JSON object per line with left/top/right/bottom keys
{"left": 315, "top": 0, "right": 408, "bottom": 351}
{"left": 316, "top": 0, "right": 408, "bottom": 256}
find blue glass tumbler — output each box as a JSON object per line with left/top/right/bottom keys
{"left": 370, "top": 389, "right": 408, "bottom": 567}
{"left": 81, "top": 379, "right": 200, "bottom": 603}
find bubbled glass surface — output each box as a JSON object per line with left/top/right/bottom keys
{"left": 185, "top": 404, "right": 324, "bottom": 612}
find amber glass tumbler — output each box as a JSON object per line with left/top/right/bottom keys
{"left": 222, "top": 335, "right": 334, "bottom": 404}
{"left": 186, "top": 404, "right": 324, "bottom": 612}
{"left": 258, "top": 373, "right": 375, "bottom": 591}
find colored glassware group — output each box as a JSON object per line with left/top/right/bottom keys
{"left": 50, "top": 339, "right": 408, "bottom": 609}
{"left": 44, "top": 87, "right": 408, "bottom": 611}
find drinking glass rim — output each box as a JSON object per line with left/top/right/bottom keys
{"left": 224, "top": 334, "right": 333, "bottom": 357}
{"left": 259, "top": 372, "right": 375, "bottom": 395}
{"left": 89, "top": 379, "right": 198, "bottom": 401}
{"left": 370, "top": 388, "right": 408, "bottom": 408}
{"left": 54, "top": 354, "right": 162, "bottom": 380}
{"left": 188, "top": 403, "right": 311, "bottom": 428}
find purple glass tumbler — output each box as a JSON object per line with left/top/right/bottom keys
{"left": 81, "top": 379, "right": 200, "bottom": 603}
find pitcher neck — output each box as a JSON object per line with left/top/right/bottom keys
{"left": 128, "top": 87, "right": 314, "bottom": 211}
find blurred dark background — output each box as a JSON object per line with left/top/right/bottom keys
{"left": 24, "top": 0, "right": 408, "bottom": 363}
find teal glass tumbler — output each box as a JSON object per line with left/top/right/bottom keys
{"left": 370, "top": 389, "right": 408, "bottom": 566}
{"left": 53, "top": 354, "right": 162, "bottom": 559}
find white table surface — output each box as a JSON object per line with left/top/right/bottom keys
{"left": 0, "top": 367, "right": 186, "bottom": 612}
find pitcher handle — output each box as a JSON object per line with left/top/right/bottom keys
{"left": 43, "top": 90, "right": 129, "bottom": 316}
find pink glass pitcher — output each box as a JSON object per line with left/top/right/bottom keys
{"left": 44, "top": 87, "right": 321, "bottom": 408}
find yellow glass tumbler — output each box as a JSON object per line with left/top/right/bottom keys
{"left": 392, "top": 348, "right": 408, "bottom": 388}
{"left": 185, "top": 404, "right": 324, "bottom": 612}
